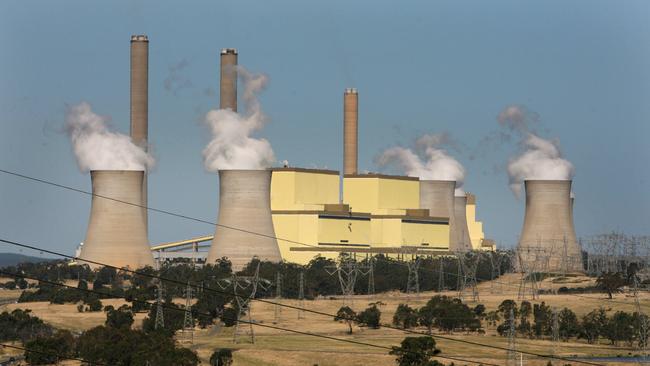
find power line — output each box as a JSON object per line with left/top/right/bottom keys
{"left": 2, "top": 168, "right": 645, "bottom": 310}
{"left": 0, "top": 238, "right": 606, "bottom": 366}
{"left": 0, "top": 269, "right": 496, "bottom": 366}
{"left": 0, "top": 342, "right": 109, "bottom": 366}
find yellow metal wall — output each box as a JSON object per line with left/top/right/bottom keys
{"left": 370, "top": 218, "right": 450, "bottom": 249}
{"left": 271, "top": 170, "right": 340, "bottom": 211}
{"left": 343, "top": 176, "right": 419, "bottom": 215}
{"left": 318, "top": 217, "right": 371, "bottom": 246}
{"left": 466, "top": 202, "right": 485, "bottom": 250}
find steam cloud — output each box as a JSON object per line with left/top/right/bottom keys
{"left": 65, "top": 102, "right": 154, "bottom": 172}
{"left": 500, "top": 105, "right": 574, "bottom": 197}
{"left": 376, "top": 133, "right": 466, "bottom": 196}
{"left": 202, "top": 67, "right": 275, "bottom": 171}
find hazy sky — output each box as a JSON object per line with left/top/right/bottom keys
{"left": 1, "top": 0, "right": 649, "bottom": 257}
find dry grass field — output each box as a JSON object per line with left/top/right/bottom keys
{"left": 1, "top": 273, "right": 648, "bottom": 365}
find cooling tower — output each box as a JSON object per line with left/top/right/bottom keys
{"left": 419, "top": 180, "right": 458, "bottom": 250}
{"left": 220, "top": 48, "right": 238, "bottom": 112}
{"left": 130, "top": 35, "right": 149, "bottom": 231}
{"left": 343, "top": 88, "right": 358, "bottom": 175}
{"left": 206, "top": 170, "right": 282, "bottom": 270}
{"left": 78, "top": 170, "right": 154, "bottom": 269}
{"left": 453, "top": 195, "right": 473, "bottom": 252}
{"left": 517, "top": 180, "right": 583, "bottom": 272}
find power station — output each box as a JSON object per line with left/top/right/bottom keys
{"left": 73, "top": 37, "right": 582, "bottom": 272}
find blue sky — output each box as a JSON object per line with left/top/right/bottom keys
{"left": 1, "top": 0, "right": 649, "bottom": 256}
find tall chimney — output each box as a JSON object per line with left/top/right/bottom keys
{"left": 517, "top": 180, "right": 583, "bottom": 272}
{"left": 343, "top": 88, "right": 358, "bottom": 175}
{"left": 419, "top": 180, "right": 458, "bottom": 250}
{"left": 79, "top": 171, "right": 154, "bottom": 269}
{"left": 130, "top": 35, "right": 149, "bottom": 231}
{"left": 207, "top": 170, "right": 282, "bottom": 270}
{"left": 220, "top": 48, "right": 238, "bottom": 111}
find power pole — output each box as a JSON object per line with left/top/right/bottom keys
{"left": 552, "top": 307, "right": 559, "bottom": 358}
{"left": 181, "top": 280, "right": 194, "bottom": 344}
{"left": 154, "top": 281, "right": 164, "bottom": 330}
{"left": 406, "top": 256, "right": 421, "bottom": 299}
{"left": 297, "top": 271, "right": 305, "bottom": 320}
{"left": 366, "top": 259, "right": 375, "bottom": 299}
{"left": 437, "top": 257, "right": 445, "bottom": 292}
{"left": 506, "top": 309, "right": 517, "bottom": 366}
{"left": 274, "top": 272, "right": 282, "bottom": 323}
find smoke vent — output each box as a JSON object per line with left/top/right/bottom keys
{"left": 517, "top": 180, "right": 583, "bottom": 272}
{"left": 343, "top": 88, "right": 358, "bottom": 175}
{"left": 130, "top": 34, "right": 149, "bottom": 232}
{"left": 206, "top": 170, "right": 282, "bottom": 270}
{"left": 79, "top": 171, "right": 154, "bottom": 269}
{"left": 220, "top": 48, "right": 238, "bottom": 112}
{"left": 419, "top": 180, "right": 458, "bottom": 250}
{"left": 453, "top": 195, "right": 473, "bottom": 252}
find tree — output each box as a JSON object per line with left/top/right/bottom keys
{"left": 604, "top": 311, "right": 635, "bottom": 346}
{"left": 393, "top": 304, "right": 419, "bottom": 329}
{"left": 532, "top": 302, "right": 552, "bottom": 338}
{"left": 596, "top": 272, "right": 626, "bottom": 299}
{"left": 105, "top": 305, "right": 134, "bottom": 329}
{"left": 357, "top": 304, "right": 381, "bottom": 329}
{"left": 558, "top": 308, "right": 580, "bottom": 341}
{"left": 389, "top": 336, "right": 442, "bottom": 366}
{"left": 85, "top": 297, "right": 103, "bottom": 312}
{"left": 334, "top": 306, "right": 357, "bottom": 334}
{"left": 210, "top": 349, "right": 233, "bottom": 366}
{"left": 580, "top": 307, "right": 607, "bottom": 344}
{"left": 24, "top": 330, "right": 75, "bottom": 365}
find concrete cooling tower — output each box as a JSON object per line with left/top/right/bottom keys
{"left": 517, "top": 180, "right": 583, "bottom": 272}
{"left": 453, "top": 195, "right": 473, "bottom": 252}
{"left": 419, "top": 180, "right": 459, "bottom": 251}
{"left": 78, "top": 170, "right": 154, "bottom": 269}
{"left": 206, "top": 170, "right": 282, "bottom": 270}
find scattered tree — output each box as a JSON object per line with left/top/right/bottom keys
{"left": 389, "top": 336, "right": 442, "bottom": 366}
{"left": 334, "top": 306, "right": 357, "bottom": 334}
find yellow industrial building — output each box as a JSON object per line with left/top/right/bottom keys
{"left": 270, "top": 168, "right": 488, "bottom": 264}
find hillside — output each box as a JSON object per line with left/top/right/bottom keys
{"left": 0, "top": 252, "right": 54, "bottom": 267}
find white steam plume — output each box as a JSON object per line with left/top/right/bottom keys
{"left": 499, "top": 105, "right": 574, "bottom": 197}
{"left": 65, "top": 102, "right": 154, "bottom": 172}
{"left": 376, "top": 133, "right": 466, "bottom": 196}
{"left": 202, "top": 67, "right": 275, "bottom": 171}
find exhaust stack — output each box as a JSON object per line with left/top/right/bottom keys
{"left": 206, "top": 170, "right": 282, "bottom": 270}
{"left": 79, "top": 171, "right": 154, "bottom": 269}
{"left": 130, "top": 35, "right": 149, "bottom": 230}
{"left": 419, "top": 180, "right": 459, "bottom": 251}
{"left": 343, "top": 88, "right": 358, "bottom": 175}
{"left": 453, "top": 195, "right": 473, "bottom": 252}
{"left": 517, "top": 180, "right": 583, "bottom": 272}
{"left": 220, "top": 48, "right": 238, "bottom": 112}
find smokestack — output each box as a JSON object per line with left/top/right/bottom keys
{"left": 453, "top": 195, "right": 473, "bottom": 252}
{"left": 343, "top": 88, "right": 358, "bottom": 175}
{"left": 419, "top": 180, "right": 459, "bottom": 250}
{"left": 130, "top": 35, "right": 149, "bottom": 231}
{"left": 206, "top": 170, "right": 282, "bottom": 270}
{"left": 517, "top": 180, "right": 583, "bottom": 272}
{"left": 78, "top": 171, "right": 154, "bottom": 269}
{"left": 220, "top": 48, "right": 238, "bottom": 111}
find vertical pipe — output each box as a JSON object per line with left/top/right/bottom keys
{"left": 343, "top": 88, "right": 358, "bottom": 175}
{"left": 220, "top": 48, "right": 238, "bottom": 112}
{"left": 130, "top": 35, "right": 149, "bottom": 233}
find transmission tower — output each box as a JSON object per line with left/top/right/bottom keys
{"left": 458, "top": 251, "right": 481, "bottom": 302}
{"left": 517, "top": 250, "right": 539, "bottom": 300}
{"left": 181, "top": 280, "right": 194, "bottom": 344}
{"left": 366, "top": 259, "right": 375, "bottom": 299}
{"left": 274, "top": 271, "right": 282, "bottom": 323}
{"left": 154, "top": 281, "right": 164, "bottom": 330}
{"left": 490, "top": 252, "right": 505, "bottom": 294}
{"left": 218, "top": 261, "right": 270, "bottom": 344}
{"left": 437, "top": 257, "right": 446, "bottom": 292}
{"left": 406, "top": 256, "right": 421, "bottom": 299}
{"left": 326, "top": 256, "right": 367, "bottom": 305}
{"left": 297, "top": 271, "right": 305, "bottom": 320}
{"left": 506, "top": 309, "right": 517, "bottom": 366}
